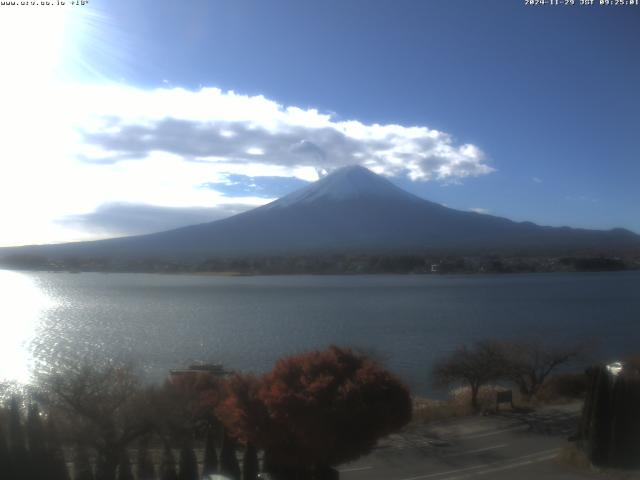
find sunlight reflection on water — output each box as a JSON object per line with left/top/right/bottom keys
{"left": 0, "top": 269, "right": 639, "bottom": 396}
{"left": 0, "top": 270, "right": 55, "bottom": 384}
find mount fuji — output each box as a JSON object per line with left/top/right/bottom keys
{"left": 2, "top": 165, "right": 639, "bottom": 260}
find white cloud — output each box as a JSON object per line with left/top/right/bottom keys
{"left": 72, "top": 85, "right": 494, "bottom": 182}
{"left": 532, "top": 177, "right": 542, "bottom": 183}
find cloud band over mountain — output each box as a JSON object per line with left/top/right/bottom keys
{"left": 77, "top": 86, "right": 494, "bottom": 182}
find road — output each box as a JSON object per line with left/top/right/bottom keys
{"left": 338, "top": 403, "right": 595, "bottom": 480}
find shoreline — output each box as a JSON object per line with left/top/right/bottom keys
{"left": 1, "top": 267, "right": 639, "bottom": 277}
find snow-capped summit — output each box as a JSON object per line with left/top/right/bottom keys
{"left": 267, "top": 165, "right": 418, "bottom": 208}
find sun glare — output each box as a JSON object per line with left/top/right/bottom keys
{"left": 0, "top": 2, "right": 112, "bottom": 90}
{"left": 0, "top": 4, "right": 109, "bottom": 248}
{"left": 0, "top": 5, "right": 69, "bottom": 87}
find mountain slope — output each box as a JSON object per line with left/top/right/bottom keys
{"left": 2, "top": 165, "right": 639, "bottom": 259}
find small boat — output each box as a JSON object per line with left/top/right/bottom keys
{"left": 169, "top": 363, "right": 231, "bottom": 378}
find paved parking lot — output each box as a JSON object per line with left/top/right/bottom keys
{"left": 338, "top": 404, "right": 596, "bottom": 480}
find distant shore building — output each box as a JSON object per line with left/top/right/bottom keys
{"left": 431, "top": 263, "right": 440, "bottom": 273}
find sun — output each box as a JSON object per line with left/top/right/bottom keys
{"left": 0, "top": 4, "right": 70, "bottom": 88}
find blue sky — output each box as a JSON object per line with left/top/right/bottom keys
{"left": 0, "top": 0, "right": 638, "bottom": 245}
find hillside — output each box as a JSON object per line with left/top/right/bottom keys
{"left": 1, "top": 166, "right": 639, "bottom": 262}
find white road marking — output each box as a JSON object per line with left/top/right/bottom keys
{"left": 453, "top": 425, "right": 528, "bottom": 440}
{"left": 438, "top": 453, "right": 558, "bottom": 479}
{"left": 443, "top": 444, "right": 508, "bottom": 457}
{"left": 338, "top": 466, "right": 373, "bottom": 473}
{"left": 396, "top": 448, "right": 560, "bottom": 480}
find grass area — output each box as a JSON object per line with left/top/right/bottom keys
{"left": 411, "top": 397, "right": 472, "bottom": 424}
{"left": 411, "top": 374, "right": 588, "bottom": 425}
{"left": 411, "top": 386, "right": 509, "bottom": 424}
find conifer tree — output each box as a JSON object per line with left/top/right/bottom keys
{"left": 177, "top": 443, "right": 198, "bottom": 480}
{"left": 242, "top": 444, "right": 259, "bottom": 480}
{"left": 27, "top": 403, "right": 48, "bottom": 478}
{"left": 74, "top": 445, "right": 95, "bottom": 480}
{"left": 219, "top": 431, "right": 241, "bottom": 480}
{"left": 8, "top": 397, "right": 25, "bottom": 450}
{"left": 136, "top": 439, "right": 156, "bottom": 480}
{"left": 117, "top": 450, "right": 135, "bottom": 480}
{"left": 9, "top": 396, "right": 30, "bottom": 480}
{"left": 0, "top": 423, "right": 12, "bottom": 480}
{"left": 95, "top": 455, "right": 113, "bottom": 480}
{"left": 201, "top": 427, "right": 218, "bottom": 478}
{"left": 159, "top": 445, "right": 178, "bottom": 480}
{"left": 46, "top": 418, "right": 70, "bottom": 480}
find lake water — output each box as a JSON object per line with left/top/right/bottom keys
{"left": 1, "top": 269, "right": 639, "bottom": 395}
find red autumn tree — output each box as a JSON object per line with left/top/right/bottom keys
{"left": 167, "top": 370, "right": 224, "bottom": 421}
{"left": 216, "top": 374, "right": 272, "bottom": 447}
{"left": 154, "top": 370, "right": 225, "bottom": 442}
{"left": 217, "top": 346, "right": 412, "bottom": 471}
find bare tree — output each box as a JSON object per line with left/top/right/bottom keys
{"left": 432, "top": 341, "right": 505, "bottom": 410}
{"left": 497, "top": 339, "right": 583, "bottom": 398}
{"left": 38, "top": 361, "right": 155, "bottom": 480}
